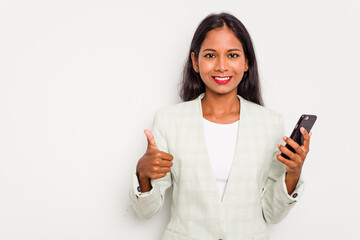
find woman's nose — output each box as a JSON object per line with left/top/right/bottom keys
{"left": 214, "top": 56, "right": 228, "bottom": 72}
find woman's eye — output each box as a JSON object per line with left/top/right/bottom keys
{"left": 229, "top": 53, "right": 239, "bottom": 58}
{"left": 205, "top": 53, "right": 215, "bottom": 58}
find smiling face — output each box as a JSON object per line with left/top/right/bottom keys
{"left": 191, "top": 26, "right": 248, "bottom": 96}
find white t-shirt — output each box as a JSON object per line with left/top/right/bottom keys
{"left": 203, "top": 118, "right": 239, "bottom": 200}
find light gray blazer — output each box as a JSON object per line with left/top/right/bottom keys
{"left": 130, "top": 93, "right": 304, "bottom": 240}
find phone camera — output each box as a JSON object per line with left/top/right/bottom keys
{"left": 305, "top": 116, "right": 309, "bottom": 120}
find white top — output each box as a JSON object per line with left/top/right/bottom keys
{"left": 203, "top": 118, "right": 239, "bottom": 200}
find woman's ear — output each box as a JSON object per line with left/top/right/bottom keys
{"left": 245, "top": 59, "right": 249, "bottom": 72}
{"left": 191, "top": 52, "right": 199, "bottom": 73}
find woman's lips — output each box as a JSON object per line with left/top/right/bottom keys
{"left": 212, "top": 76, "right": 232, "bottom": 84}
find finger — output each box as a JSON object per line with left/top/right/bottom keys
{"left": 158, "top": 151, "right": 174, "bottom": 161}
{"left": 153, "top": 157, "right": 173, "bottom": 167}
{"left": 277, "top": 144, "right": 298, "bottom": 162}
{"left": 144, "top": 129, "right": 157, "bottom": 150}
{"left": 149, "top": 167, "right": 170, "bottom": 179}
{"left": 158, "top": 167, "right": 171, "bottom": 174}
{"left": 158, "top": 160, "right": 173, "bottom": 168}
{"left": 300, "top": 127, "right": 310, "bottom": 153}
{"left": 151, "top": 173, "right": 167, "bottom": 179}
{"left": 276, "top": 153, "right": 296, "bottom": 168}
{"left": 282, "top": 136, "right": 305, "bottom": 159}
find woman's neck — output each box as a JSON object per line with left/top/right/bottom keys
{"left": 201, "top": 90, "right": 240, "bottom": 124}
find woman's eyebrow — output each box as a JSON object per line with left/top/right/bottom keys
{"left": 202, "top": 49, "right": 216, "bottom": 52}
{"left": 228, "top": 49, "right": 242, "bottom": 52}
{"left": 202, "top": 48, "right": 242, "bottom": 52}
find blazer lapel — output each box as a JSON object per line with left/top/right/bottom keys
{"left": 194, "top": 93, "right": 222, "bottom": 204}
{"left": 221, "top": 95, "right": 250, "bottom": 204}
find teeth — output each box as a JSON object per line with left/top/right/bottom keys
{"left": 214, "top": 77, "right": 230, "bottom": 81}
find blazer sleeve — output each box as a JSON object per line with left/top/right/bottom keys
{"left": 261, "top": 114, "right": 305, "bottom": 224}
{"left": 129, "top": 111, "right": 172, "bottom": 219}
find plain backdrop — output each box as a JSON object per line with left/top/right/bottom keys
{"left": 1, "top": 0, "right": 360, "bottom": 239}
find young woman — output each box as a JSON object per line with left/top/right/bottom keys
{"left": 130, "top": 12, "right": 311, "bottom": 240}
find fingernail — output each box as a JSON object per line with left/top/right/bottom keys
{"left": 283, "top": 136, "right": 287, "bottom": 141}
{"left": 277, "top": 144, "right": 280, "bottom": 148}
{"left": 300, "top": 127, "right": 305, "bottom": 132}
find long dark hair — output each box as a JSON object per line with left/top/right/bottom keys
{"left": 179, "top": 12, "right": 263, "bottom": 106}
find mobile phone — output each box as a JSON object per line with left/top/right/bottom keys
{"left": 281, "top": 114, "right": 317, "bottom": 159}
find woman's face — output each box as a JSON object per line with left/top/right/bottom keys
{"left": 191, "top": 26, "right": 248, "bottom": 96}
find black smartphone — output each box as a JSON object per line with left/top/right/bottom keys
{"left": 281, "top": 114, "right": 317, "bottom": 159}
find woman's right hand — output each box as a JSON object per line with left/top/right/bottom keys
{"left": 136, "top": 129, "right": 173, "bottom": 191}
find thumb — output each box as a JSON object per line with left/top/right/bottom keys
{"left": 144, "top": 129, "right": 157, "bottom": 150}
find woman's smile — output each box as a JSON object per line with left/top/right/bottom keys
{"left": 212, "top": 76, "right": 232, "bottom": 84}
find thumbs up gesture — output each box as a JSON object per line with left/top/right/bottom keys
{"left": 136, "top": 129, "right": 174, "bottom": 186}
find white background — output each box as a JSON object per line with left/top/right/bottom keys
{"left": 1, "top": 0, "right": 359, "bottom": 239}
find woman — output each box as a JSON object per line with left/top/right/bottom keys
{"left": 130, "top": 12, "right": 311, "bottom": 239}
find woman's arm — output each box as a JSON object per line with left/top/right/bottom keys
{"left": 129, "top": 112, "right": 173, "bottom": 219}
{"left": 277, "top": 127, "right": 312, "bottom": 195}
{"left": 261, "top": 114, "right": 306, "bottom": 224}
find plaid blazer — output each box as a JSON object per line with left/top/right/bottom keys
{"left": 130, "top": 93, "right": 304, "bottom": 240}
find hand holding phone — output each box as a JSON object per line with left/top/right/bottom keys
{"left": 281, "top": 114, "right": 317, "bottom": 159}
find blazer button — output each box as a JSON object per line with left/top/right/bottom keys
{"left": 292, "top": 193, "right": 298, "bottom": 198}
{"left": 137, "top": 186, "right": 141, "bottom": 192}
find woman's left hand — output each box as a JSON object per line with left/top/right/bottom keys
{"left": 276, "top": 127, "right": 312, "bottom": 179}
